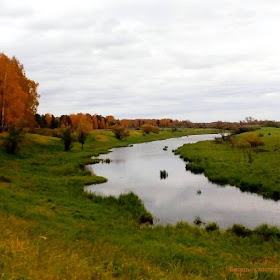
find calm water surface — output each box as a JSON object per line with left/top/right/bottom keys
{"left": 85, "top": 134, "right": 280, "bottom": 229}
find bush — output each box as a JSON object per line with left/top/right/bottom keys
{"left": 239, "top": 133, "right": 264, "bottom": 148}
{"left": 228, "top": 224, "right": 252, "bottom": 237}
{"left": 254, "top": 224, "right": 280, "bottom": 240}
{"left": 193, "top": 216, "right": 204, "bottom": 226}
{"left": 4, "top": 127, "right": 24, "bottom": 154}
{"left": 141, "top": 124, "right": 159, "bottom": 134}
{"left": 61, "top": 128, "right": 73, "bottom": 151}
{"left": 111, "top": 125, "right": 130, "bottom": 140}
{"left": 232, "top": 125, "right": 261, "bottom": 134}
{"left": 205, "top": 222, "right": 219, "bottom": 232}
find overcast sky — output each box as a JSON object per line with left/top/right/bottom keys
{"left": 1, "top": 0, "right": 280, "bottom": 122}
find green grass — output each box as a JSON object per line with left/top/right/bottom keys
{"left": 0, "top": 128, "right": 280, "bottom": 279}
{"left": 175, "top": 127, "right": 280, "bottom": 200}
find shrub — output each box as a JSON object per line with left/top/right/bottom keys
{"left": 228, "top": 224, "right": 252, "bottom": 237}
{"left": 4, "top": 127, "right": 24, "bottom": 154}
{"left": 254, "top": 224, "right": 280, "bottom": 240}
{"left": 193, "top": 216, "right": 204, "bottom": 226}
{"left": 111, "top": 125, "right": 130, "bottom": 140}
{"left": 205, "top": 222, "right": 219, "bottom": 232}
{"left": 239, "top": 133, "right": 264, "bottom": 147}
{"left": 232, "top": 125, "right": 261, "bottom": 134}
{"left": 61, "top": 128, "right": 73, "bottom": 151}
{"left": 141, "top": 124, "right": 159, "bottom": 134}
{"left": 238, "top": 133, "right": 264, "bottom": 163}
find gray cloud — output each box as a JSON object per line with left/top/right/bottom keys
{"left": 1, "top": 0, "right": 280, "bottom": 121}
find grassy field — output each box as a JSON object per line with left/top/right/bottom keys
{"left": 175, "top": 127, "right": 280, "bottom": 200}
{"left": 1, "top": 128, "right": 280, "bottom": 280}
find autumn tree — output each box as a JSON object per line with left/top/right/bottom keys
{"left": 60, "top": 115, "right": 71, "bottom": 128}
{"left": 238, "top": 133, "right": 264, "bottom": 163}
{"left": 141, "top": 124, "right": 159, "bottom": 134}
{"left": 111, "top": 124, "right": 130, "bottom": 140}
{"left": 77, "top": 115, "right": 92, "bottom": 149}
{"left": 106, "top": 115, "right": 117, "bottom": 127}
{"left": 240, "top": 133, "right": 264, "bottom": 147}
{"left": 92, "top": 115, "right": 98, "bottom": 129}
{"left": 0, "top": 53, "right": 39, "bottom": 131}
{"left": 45, "top": 113, "right": 52, "bottom": 128}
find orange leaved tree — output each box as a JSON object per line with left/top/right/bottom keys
{"left": 0, "top": 53, "right": 39, "bottom": 131}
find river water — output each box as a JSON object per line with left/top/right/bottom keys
{"left": 85, "top": 134, "right": 280, "bottom": 229}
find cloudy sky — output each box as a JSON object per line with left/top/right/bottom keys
{"left": 1, "top": 0, "right": 280, "bottom": 121}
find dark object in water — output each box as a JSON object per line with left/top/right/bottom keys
{"left": 160, "top": 170, "right": 168, "bottom": 179}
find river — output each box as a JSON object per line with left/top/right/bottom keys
{"left": 85, "top": 134, "right": 280, "bottom": 229}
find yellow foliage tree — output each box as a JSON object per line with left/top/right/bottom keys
{"left": 0, "top": 53, "right": 39, "bottom": 130}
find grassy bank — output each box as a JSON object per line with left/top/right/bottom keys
{"left": 175, "top": 127, "right": 280, "bottom": 200}
{"left": 1, "top": 128, "right": 280, "bottom": 279}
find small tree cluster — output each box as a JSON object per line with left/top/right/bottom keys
{"left": 111, "top": 125, "right": 130, "bottom": 140}
{"left": 140, "top": 124, "right": 159, "bottom": 134}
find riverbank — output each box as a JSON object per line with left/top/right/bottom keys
{"left": 175, "top": 127, "right": 280, "bottom": 200}
{"left": 1, "top": 128, "right": 280, "bottom": 279}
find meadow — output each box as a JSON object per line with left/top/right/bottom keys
{"left": 175, "top": 127, "right": 280, "bottom": 200}
{"left": 1, "top": 128, "right": 280, "bottom": 280}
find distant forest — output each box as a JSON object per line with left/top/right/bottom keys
{"left": 1, "top": 52, "right": 279, "bottom": 132}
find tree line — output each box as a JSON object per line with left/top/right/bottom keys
{"left": 1, "top": 53, "right": 279, "bottom": 133}
{"left": 34, "top": 113, "right": 197, "bottom": 130}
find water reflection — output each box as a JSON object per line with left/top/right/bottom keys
{"left": 85, "top": 134, "right": 280, "bottom": 229}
